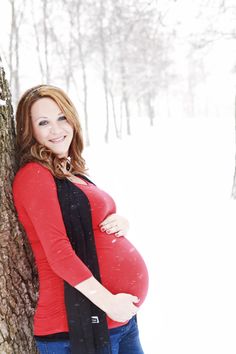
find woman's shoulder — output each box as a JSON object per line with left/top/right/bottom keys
{"left": 13, "top": 161, "right": 53, "bottom": 187}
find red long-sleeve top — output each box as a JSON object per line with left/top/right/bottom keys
{"left": 12, "top": 162, "right": 148, "bottom": 334}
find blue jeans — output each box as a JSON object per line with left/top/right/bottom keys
{"left": 35, "top": 317, "right": 144, "bottom": 354}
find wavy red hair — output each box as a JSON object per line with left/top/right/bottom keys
{"left": 15, "top": 84, "right": 87, "bottom": 178}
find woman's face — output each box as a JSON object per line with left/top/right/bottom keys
{"left": 31, "top": 97, "right": 74, "bottom": 158}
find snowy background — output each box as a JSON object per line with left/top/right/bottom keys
{"left": 1, "top": 0, "right": 236, "bottom": 353}
{"left": 85, "top": 114, "right": 236, "bottom": 354}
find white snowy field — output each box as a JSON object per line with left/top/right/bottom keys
{"left": 84, "top": 114, "right": 236, "bottom": 354}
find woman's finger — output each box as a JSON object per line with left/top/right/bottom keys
{"left": 105, "top": 225, "right": 121, "bottom": 234}
{"left": 115, "top": 230, "right": 125, "bottom": 237}
{"left": 99, "top": 213, "right": 117, "bottom": 227}
{"left": 106, "top": 220, "right": 119, "bottom": 228}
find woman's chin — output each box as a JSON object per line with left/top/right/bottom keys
{"left": 49, "top": 149, "right": 69, "bottom": 158}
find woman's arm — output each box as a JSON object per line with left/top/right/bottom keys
{"left": 12, "top": 162, "right": 92, "bottom": 286}
{"left": 75, "top": 276, "right": 139, "bottom": 323}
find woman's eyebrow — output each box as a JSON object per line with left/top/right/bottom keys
{"left": 35, "top": 112, "right": 63, "bottom": 121}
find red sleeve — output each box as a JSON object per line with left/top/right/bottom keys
{"left": 12, "top": 162, "right": 92, "bottom": 286}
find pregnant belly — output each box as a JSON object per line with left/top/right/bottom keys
{"left": 95, "top": 231, "right": 149, "bottom": 327}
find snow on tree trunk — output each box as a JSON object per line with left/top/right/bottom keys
{"left": 0, "top": 60, "right": 39, "bottom": 354}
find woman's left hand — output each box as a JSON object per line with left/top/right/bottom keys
{"left": 99, "top": 214, "right": 129, "bottom": 237}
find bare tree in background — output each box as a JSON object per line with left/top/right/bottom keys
{"left": 70, "top": 0, "right": 92, "bottom": 146}
{"left": 0, "top": 58, "right": 39, "bottom": 354}
{"left": 5, "top": 0, "right": 234, "bottom": 142}
{"left": 99, "top": 0, "right": 111, "bottom": 142}
{"left": 31, "top": 2, "right": 45, "bottom": 82}
{"left": 75, "top": 0, "right": 91, "bottom": 145}
{"left": 115, "top": 2, "right": 132, "bottom": 136}
{"left": 232, "top": 96, "right": 236, "bottom": 198}
{"left": 6, "top": 0, "right": 176, "bottom": 140}
{"left": 42, "top": 0, "right": 50, "bottom": 83}
{"left": 8, "top": 0, "right": 26, "bottom": 100}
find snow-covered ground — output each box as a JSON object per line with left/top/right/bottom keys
{"left": 84, "top": 114, "right": 236, "bottom": 354}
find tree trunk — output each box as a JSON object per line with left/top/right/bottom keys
{"left": 76, "top": 1, "right": 90, "bottom": 146}
{"left": 120, "top": 58, "right": 131, "bottom": 135}
{"left": 119, "top": 98, "right": 123, "bottom": 138}
{"left": 0, "top": 60, "right": 39, "bottom": 354}
{"left": 9, "top": 0, "right": 21, "bottom": 103}
{"left": 146, "top": 93, "right": 155, "bottom": 126}
{"left": 31, "top": 3, "right": 45, "bottom": 82}
{"left": 43, "top": 0, "right": 50, "bottom": 83}
{"left": 231, "top": 95, "right": 236, "bottom": 199}
{"left": 109, "top": 89, "right": 120, "bottom": 139}
{"left": 99, "top": 0, "right": 110, "bottom": 143}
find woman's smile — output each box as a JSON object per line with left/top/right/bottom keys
{"left": 31, "top": 97, "right": 74, "bottom": 158}
{"left": 49, "top": 136, "right": 66, "bottom": 143}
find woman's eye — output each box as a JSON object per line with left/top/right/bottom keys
{"left": 39, "top": 120, "right": 48, "bottom": 126}
{"left": 38, "top": 116, "right": 66, "bottom": 126}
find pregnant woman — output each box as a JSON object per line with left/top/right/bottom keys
{"left": 12, "top": 85, "right": 149, "bottom": 354}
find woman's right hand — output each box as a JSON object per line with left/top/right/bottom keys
{"left": 105, "top": 293, "right": 139, "bottom": 323}
{"left": 75, "top": 276, "right": 139, "bottom": 323}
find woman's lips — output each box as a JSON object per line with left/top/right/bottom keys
{"left": 49, "top": 136, "right": 66, "bottom": 143}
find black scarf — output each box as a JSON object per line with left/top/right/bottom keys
{"left": 54, "top": 175, "right": 112, "bottom": 354}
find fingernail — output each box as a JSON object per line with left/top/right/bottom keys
{"left": 106, "top": 230, "right": 111, "bottom": 234}
{"left": 101, "top": 227, "right": 105, "bottom": 232}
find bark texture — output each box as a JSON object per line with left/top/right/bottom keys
{"left": 0, "top": 63, "right": 39, "bottom": 354}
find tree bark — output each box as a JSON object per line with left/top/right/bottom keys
{"left": 0, "top": 60, "right": 39, "bottom": 354}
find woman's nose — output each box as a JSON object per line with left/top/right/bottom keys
{"left": 50, "top": 122, "right": 63, "bottom": 134}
